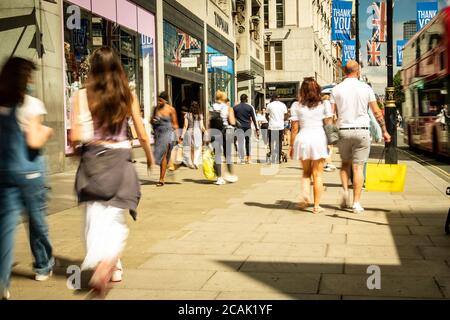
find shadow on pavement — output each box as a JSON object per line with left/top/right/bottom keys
{"left": 183, "top": 179, "right": 214, "bottom": 185}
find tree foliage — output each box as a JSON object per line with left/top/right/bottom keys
{"left": 394, "top": 71, "right": 405, "bottom": 108}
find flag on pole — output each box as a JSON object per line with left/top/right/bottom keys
{"left": 371, "top": 1, "right": 387, "bottom": 42}
{"left": 367, "top": 41, "right": 381, "bottom": 66}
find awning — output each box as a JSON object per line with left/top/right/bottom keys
{"left": 237, "top": 71, "right": 256, "bottom": 82}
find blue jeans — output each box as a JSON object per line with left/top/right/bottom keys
{"left": 0, "top": 166, "right": 54, "bottom": 291}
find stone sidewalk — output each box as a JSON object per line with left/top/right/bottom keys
{"left": 7, "top": 143, "right": 450, "bottom": 300}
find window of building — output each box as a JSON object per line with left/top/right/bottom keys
{"left": 276, "top": 0, "right": 284, "bottom": 28}
{"left": 274, "top": 41, "right": 283, "bottom": 70}
{"left": 264, "top": 43, "right": 271, "bottom": 70}
{"left": 264, "top": 0, "right": 269, "bottom": 28}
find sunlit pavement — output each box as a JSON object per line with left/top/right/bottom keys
{"left": 8, "top": 140, "right": 450, "bottom": 300}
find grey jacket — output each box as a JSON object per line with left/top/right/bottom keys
{"left": 75, "top": 145, "right": 141, "bottom": 220}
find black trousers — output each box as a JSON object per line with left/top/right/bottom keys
{"left": 268, "top": 129, "right": 284, "bottom": 163}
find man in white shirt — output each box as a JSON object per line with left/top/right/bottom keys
{"left": 266, "top": 94, "right": 288, "bottom": 164}
{"left": 330, "top": 60, "right": 391, "bottom": 214}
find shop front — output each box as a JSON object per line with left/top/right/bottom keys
{"left": 207, "top": 46, "right": 234, "bottom": 107}
{"left": 62, "top": 0, "right": 157, "bottom": 154}
{"left": 266, "top": 82, "right": 299, "bottom": 106}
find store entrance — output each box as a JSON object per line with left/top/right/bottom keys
{"left": 166, "top": 75, "right": 203, "bottom": 127}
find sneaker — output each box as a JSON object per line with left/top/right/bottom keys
{"left": 237, "top": 159, "right": 245, "bottom": 165}
{"left": 215, "top": 177, "right": 226, "bottom": 185}
{"left": 224, "top": 174, "right": 239, "bottom": 183}
{"left": 352, "top": 203, "right": 365, "bottom": 214}
{"left": 324, "top": 165, "right": 333, "bottom": 172}
{"left": 111, "top": 269, "right": 123, "bottom": 283}
{"left": 2, "top": 289, "right": 10, "bottom": 300}
{"left": 35, "top": 271, "right": 53, "bottom": 281}
{"left": 340, "top": 191, "right": 350, "bottom": 209}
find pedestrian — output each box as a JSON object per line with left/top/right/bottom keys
{"left": 0, "top": 57, "right": 54, "bottom": 300}
{"left": 266, "top": 94, "right": 288, "bottom": 164}
{"left": 70, "top": 47, "right": 155, "bottom": 295}
{"left": 209, "top": 90, "right": 239, "bottom": 185}
{"left": 181, "top": 101, "right": 205, "bottom": 169}
{"left": 152, "top": 92, "right": 182, "bottom": 186}
{"left": 322, "top": 94, "right": 337, "bottom": 172}
{"left": 290, "top": 78, "right": 334, "bottom": 214}
{"left": 330, "top": 60, "right": 391, "bottom": 213}
{"left": 233, "top": 94, "right": 259, "bottom": 164}
{"left": 257, "top": 107, "right": 269, "bottom": 148}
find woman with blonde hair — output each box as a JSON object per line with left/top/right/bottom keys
{"left": 71, "top": 47, "right": 155, "bottom": 295}
{"left": 209, "top": 90, "right": 238, "bottom": 185}
{"left": 290, "top": 78, "right": 334, "bottom": 213}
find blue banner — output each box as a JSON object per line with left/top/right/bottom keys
{"left": 332, "top": 1, "right": 353, "bottom": 41}
{"left": 396, "top": 40, "right": 406, "bottom": 67}
{"left": 342, "top": 40, "right": 356, "bottom": 66}
{"left": 417, "top": 2, "right": 438, "bottom": 32}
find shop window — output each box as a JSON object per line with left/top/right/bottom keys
{"left": 63, "top": 1, "right": 156, "bottom": 154}
{"left": 207, "top": 46, "right": 234, "bottom": 106}
{"left": 163, "top": 21, "right": 203, "bottom": 74}
{"left": 274, "top": 41, "right": 283, "bottom": 70}
{"left": 276, "top": 0, "right": 284, "bottom": 28}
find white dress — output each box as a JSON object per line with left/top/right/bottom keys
{"left": 291, "top": 101, "right": 334, "bottom": 161}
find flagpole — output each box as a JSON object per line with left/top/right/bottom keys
{"left": 385, "top": 0, "right": 398, "bottom": 164}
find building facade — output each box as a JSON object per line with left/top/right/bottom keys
{"left": 234, "top": 0, "right": 266, "bottom": 109}
{"left": 403, "top": 20, "right": 417, "bottom": 42}
{"left": 263, "top": 0, "right": 336, "bottom": 104}
{"left": 0, "top": 0, "right": 238, "bottom": 174}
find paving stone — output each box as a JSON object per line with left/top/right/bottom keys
{"left": 409, "top": 226, "right": 447, "bottom": 236}
{"left": 347, "top": 234, "right": 433, "bottom": 246}
{"left": 139, "top": 254, "right": 247, "bottom": 271}
{"left": 417, "top": 218, "right": 448, "bottom": 226}
{"left": 328, "top": 245, "right": 422, "bottom": 259}
{"left": 179, "top": 231, "right": 266, "bottom": 242}
{"left": 261, "top": 232, "right": 346, "bottom": 245}
{"left": 216, "top": 292, "right": 340, "bottom": 300}
{"left": 332, "top": 225, "right": 410, "bottom": 235}
{"left": 255, "top": 224, "right": 332, "bottom": 233}
{"left": 435, "top": 277, "right": 450, "bottom": 299}
{"left": 234, "top": 242, "right": 327, "bottom": 257}
{"left": 429, "top": 236, "right": 450, "bottom": 247}
{"left": 319, "top": 274, "right": 443, "bottom": 298}
{"left": 182, "top": 222, "right": 261, "bottom": 232}
{"left": 148, "top": 240, "right": 242, "bottom": 255}
{"left": 419, "top": 247, "right": 450, "bottom": 260}
{"left": 202, "top": 271, "right": 320, "bottom": 294}
{"left": 241, "top": 256, "right": 344, "bottom": 274}
{"left": 106, "top": 289, "right": 219, "bottom": 300}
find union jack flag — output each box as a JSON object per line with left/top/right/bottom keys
{"left": 173, "top": 31, "right": 201, "bottom": 67}
{"left": 371, "top": 1, "right": 387, "bottom": 42}
{"left": 367, "top": 40, "right": 381, "bottom": 66}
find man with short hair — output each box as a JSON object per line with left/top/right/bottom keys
{"left": 266, "top": 93, "right": 288, "bottom": 164}
{"left": 233, "top": 94, "right": 259, "bottom": 164}
{"left": 330, "top": 60, "right": 391, "bottom": 214}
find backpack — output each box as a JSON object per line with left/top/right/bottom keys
{"left": 209, "top": 110, "right": 224, "bottom": 131}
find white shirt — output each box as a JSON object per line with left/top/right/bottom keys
{"left": 290, "top": 101, "right": 334, "bottom": 129}
{"left": 330, "top": 78, "right": 377, "bottom": 129}
{"left": 211, "top": 102, "right": 229, "bottom": 127}
{"left": 256, "top": 113, "right": 268, "bottom": 124}
{"left": 16, "top": 95, "right": 47, "bottom": 132}
{"left": 266, "top": 101, "right": 287, "bottom": 130}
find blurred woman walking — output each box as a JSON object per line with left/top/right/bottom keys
{"left": 182, "top": 101, "right": 205, "bottom": 169}
{"left": 71, "top": 47, "right": 154, "bottom": 296}
{"left": 290, "top": 78, "right": 334, "bottom": 214}
{"left": 0, "top": 58, "right": 54, "bottom": 300}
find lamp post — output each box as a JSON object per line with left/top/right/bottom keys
{"left": 385, "top": 0, "right": 398, "bottom": 164}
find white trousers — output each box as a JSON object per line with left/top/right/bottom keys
{"left": 81, "top": 202, "right": 129, "bottom": 270}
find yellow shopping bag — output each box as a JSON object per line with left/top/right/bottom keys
{"left": 365, "top": 163, "right": 407, "bottom": 193}
{"left": 202, "top": 147, "right": 217, "bottom": 181}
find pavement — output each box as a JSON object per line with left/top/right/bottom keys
{"left": 7, "top": 139, "right": 450, "bottom": 300}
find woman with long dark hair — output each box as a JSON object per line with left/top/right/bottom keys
{"left": 290, "top": 78, "right": 334, "bottom": 214}
{"left": 0, "top": 57, "right": 54, "bottom": 300}
{"left": 71, "top": 47, "right": 154, "bottom": 295}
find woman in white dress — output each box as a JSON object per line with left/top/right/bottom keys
{"left": 289, "top": 78, "right": 334, "bottom": 214}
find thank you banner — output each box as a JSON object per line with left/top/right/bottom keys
{"left": 332, "top": 1, "right": 353, "bottom": 41}
{"left": 342, "top": 40, "right": 356, "bottom": 66}
{"left": 396, "top": 40, "right": 406, "bottom": 67}
{"left": 417, "top": 2, "right": 438, "bottom": 32}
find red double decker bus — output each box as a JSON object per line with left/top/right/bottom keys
{"left": 402, "top": 7, "right": 450, "bottom": 159}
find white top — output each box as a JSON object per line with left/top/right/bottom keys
{"left": 211, "top": 102, "right": 229, "bottom": 126}
{"left": 330, "top": 78, "right": 377, "bottom": 129}
{"left": 256, "top": 113, "right": 268, "bottom": 124}
{"left": 290, "top": 101, "right": 334, "bottom": 129}
{"left": 16, "top": 95, "right": 47, "bottom": 132}
{"left": 266, "top": 101, "right": 288, "bottom": 130}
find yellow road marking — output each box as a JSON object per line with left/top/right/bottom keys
{"left": 399, "top": 149, "right": 450, "bottom": 177}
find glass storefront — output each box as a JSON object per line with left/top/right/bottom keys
{"left": 207, "top": 46, "right": 234, "bottom": 107}
{"left": 163, "top": 21, "right": 203, "bottom": 74}
{"left": 63, "top": 0, "right": 156, "bottom": 154}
